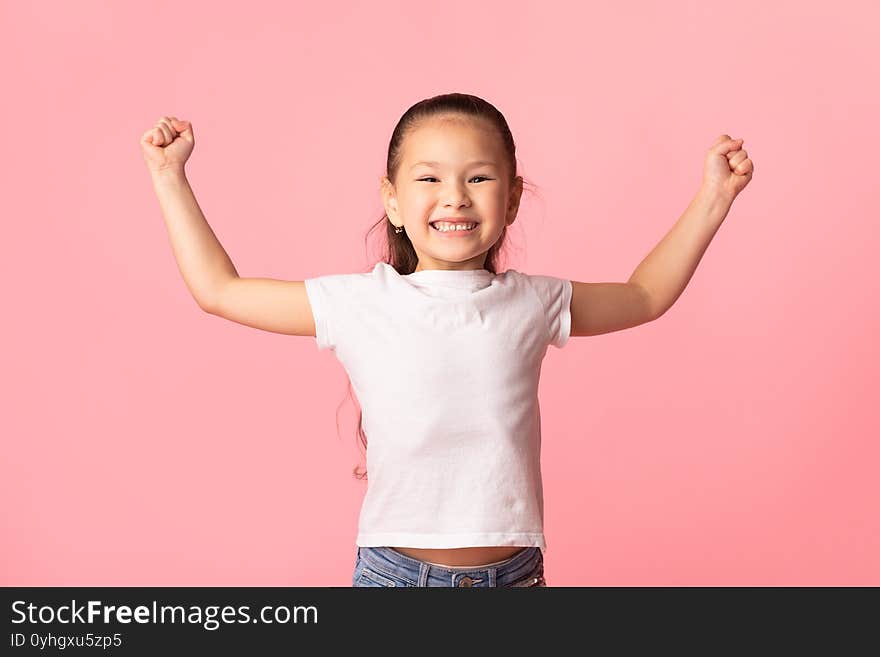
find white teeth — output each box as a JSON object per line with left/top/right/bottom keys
{"left": 432, "top": 222, "right": 476, "bottom": 232}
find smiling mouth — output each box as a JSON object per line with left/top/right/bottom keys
{"left": 429, "top": 222, "right": 479, "bottom": 233}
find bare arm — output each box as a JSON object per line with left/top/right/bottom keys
{"left": 149, "top": 167, "right": 315, "bottom": 337}
{"left": 569, "top": 281, "right": 655, "bottom": 337}
{"left": 149, "top": 167, "right": 238, "bottom": 309}
{"left": 629, "top": 188, "right": 733, "bottom": 319}
{"left": 629, "top": 133, "right": 754, "bottom": 317}
{"left": 205, "top": 277, "right": 316, "bottom": 337}
{"left": 568, "top": 189, "right": 733, "bottom": 337}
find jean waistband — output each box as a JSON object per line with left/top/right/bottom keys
{"left": 359, "top": 545, "right": 540, "bottom": 575}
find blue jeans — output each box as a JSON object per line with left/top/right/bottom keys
{"left": 352, "top": 546, "right": 548, "bottom": 587}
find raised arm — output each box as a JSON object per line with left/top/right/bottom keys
{"left": 147, "top": 167, "right": 238, "bottom": 309}
{"left": 569, "top": 185, "right": 731, "bottom": 338}
{"left": 147, "top": 164, "right": 316, "bottom": 335}
{"left": 569, "top": 281, "right": 655, "bottom": 337}
{"left": 141, "top": 116, "right": 316, "bottom": 337}
{"left": 572, "top": 135, "right": 754, "bottom": 337}
{"left": 205, "top": 277, "right": 316, "bottom": 337}
{"left": 141, "top": 116, "right": 238, "bottom": 310}
{"left": 630, "top": 135, "right": 752, "bottom": 317}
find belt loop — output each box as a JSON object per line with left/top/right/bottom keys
{"left": 418, "top": 562, "right": 429, "bottom": 587}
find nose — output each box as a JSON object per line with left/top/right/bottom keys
{"left": 441, "top": 182, "right": 471, "bottom": 209}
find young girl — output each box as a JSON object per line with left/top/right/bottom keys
{"left": 140, "top": 93, "right": 753, "bottom": 587}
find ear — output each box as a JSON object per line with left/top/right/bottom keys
{"left": 381, "top": 176, "right": 400, "bottom": 222}
{"left": 506, "top": 176, "right": 523, "bottom": 225}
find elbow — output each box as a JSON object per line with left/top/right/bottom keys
{"left": 633, "top": 281, "right": 662, "bottom": 323}
{"left": 194, "top": 284, "right": 223, "bottom": 314}
{"left": 195, "top": 293, "right": 217, "bottom": 314}
{"left": 648, "top": 302, "right": 667, "bottom": 322}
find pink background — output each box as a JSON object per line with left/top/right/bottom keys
{"left": 2, "top": 0, "right": 877, "bottom": 586}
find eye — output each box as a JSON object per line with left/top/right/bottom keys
{"left": 417, "top": 176, "right": 492, "bottom": 183}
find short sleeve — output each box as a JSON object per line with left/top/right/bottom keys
{"left": 524, "top": 275, "right": 573, "bottom": 349}
{"left": 304, "top": 273, "right": 360, "bottom": 351}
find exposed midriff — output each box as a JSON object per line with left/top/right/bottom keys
{"left": 389, "top": 545, "right": 528, "bottom": 567}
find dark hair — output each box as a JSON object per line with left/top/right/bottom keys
{"left": 342, "top": 92, "right": 538, "bottom": 480}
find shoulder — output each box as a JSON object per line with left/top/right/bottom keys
{"left": 509, "top": 270, "right": 571, "bottom": 297}
{"left": 304, "top": 265, "right": 382, "bottom": 307}
{"left": 306, "top": 263, "right": 381, "bottom": 286}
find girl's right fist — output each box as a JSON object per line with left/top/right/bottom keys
{"left": 140, "top": 116, "right": 195, "bottom": 174}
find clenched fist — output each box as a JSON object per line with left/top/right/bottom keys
{"left": 140, "top": 116, "right": 195, "bottom": 174}
{"left": 701, "top": 134, "right": 754, "bottom": 201}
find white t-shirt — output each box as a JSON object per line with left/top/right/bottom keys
{"left": 304, "top": 261, "right": 572, "bottom": 550}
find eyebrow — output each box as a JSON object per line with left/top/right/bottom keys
{"left": 409, "top": 160, "right": 498, "bottom": 170}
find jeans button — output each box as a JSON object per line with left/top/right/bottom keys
{"left": 458, "top": 576, "right": 474, "bottom": 587}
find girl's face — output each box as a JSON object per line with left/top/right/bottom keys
{"left": 382, "top": 115, "right": 523, "bottom": 272}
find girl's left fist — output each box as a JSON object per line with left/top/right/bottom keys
{"left": 701, "top": 134, "right": 754, "bottom": 201}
